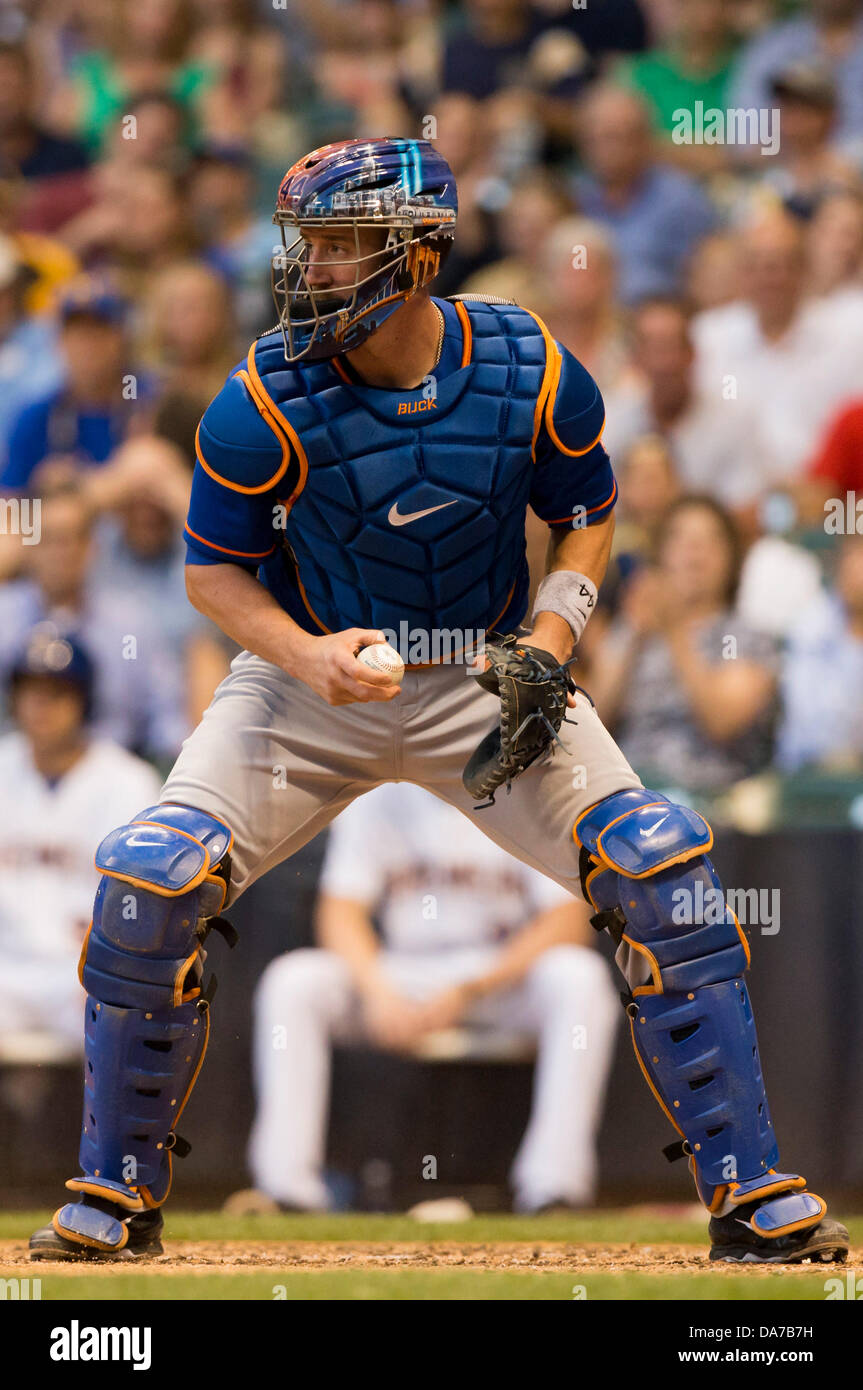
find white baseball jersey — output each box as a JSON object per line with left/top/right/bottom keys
{"left": 319, "top": 782, "right": 572, "bottom": 955}
{"left": 0, "top": 733, "right": 162, "bottom": 967}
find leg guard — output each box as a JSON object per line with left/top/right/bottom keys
{"left": 575, "top": 789, "right": 826, "bottom": 1237}
{"left": 54, "top": 803, "right": 235, "bottom": 1251}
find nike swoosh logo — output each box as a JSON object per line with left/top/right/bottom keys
{"left": 388, "top": 500, "right": 457, "bottom": 527}
{"left": 639, "top": 815, "right": 670, "bottom": 839}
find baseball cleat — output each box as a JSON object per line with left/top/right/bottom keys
{"left": 29, "top": 1204, "right": 164, "bottom": 1262}
{"left": 709, "top": 1199, "right": 849, "bottom": 1264}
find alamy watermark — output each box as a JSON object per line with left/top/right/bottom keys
{"left": 672, "top": 103, "right": 780, "bottom": 157}
{"left": 0, "top": 496, "right": 41, "bottom": 544}
{"left": 672, "top": 883, "right": 780, "bottom": 935}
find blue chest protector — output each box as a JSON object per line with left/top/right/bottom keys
{"left": 248, "top": 300, "right": 550, "bottom": 646}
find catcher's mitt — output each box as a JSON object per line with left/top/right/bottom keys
{"left": 462, "top": 633, "right": 576, "bottom": 807}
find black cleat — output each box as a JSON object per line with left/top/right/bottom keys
{"left": 29, "top": 1206, "right": 164, "bottom": 1262}
{"left": 709, "top": 1201, "right": 849, "bottom": 1264}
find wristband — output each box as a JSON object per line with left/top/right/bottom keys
{"left": 530, "top": 570, "right": 598, "bottom": 646}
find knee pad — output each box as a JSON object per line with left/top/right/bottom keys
{"left": 68, "top": 803, "right": 235, "bottom": 1216}
{"left": 574, "top": 789, "right": 804, "bottom": 1217}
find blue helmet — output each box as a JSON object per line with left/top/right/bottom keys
{"left": 271, "top": 137, "right": 458, "bottom": 363}
{"left": 8, "top": 624, "right": 95, "bottom": 720}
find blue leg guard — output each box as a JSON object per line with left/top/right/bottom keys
{"left": 575, "top": 789, "right": 826, "bottom": 1237}
{"left": 54, "top": 804, "right": 235, "bottom": 1252}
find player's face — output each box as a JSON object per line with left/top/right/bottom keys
{"left": 12, "top": 678, "right": 86, "bottom": 750}
{"left": 300, "top": 225, "right": 389, "bottom": 301}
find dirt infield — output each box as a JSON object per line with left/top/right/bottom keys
{"left": 2, "top": 1239, "right": 858, "bottom": 1275}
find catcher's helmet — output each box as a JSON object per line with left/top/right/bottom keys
{"left": 271, "top": 137, "right": 457, "bottom": 363}
{"left": 8, "top": 624, "right": 95, "bottom": 720}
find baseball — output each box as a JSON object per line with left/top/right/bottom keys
{"left": 356, "top": 642, "right": 405, "bottom": 684}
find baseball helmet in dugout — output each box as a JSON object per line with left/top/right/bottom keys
{"left": 271, "top": 137, "right": 458, "bottom": 362}
{"left": 8, "top": 623, "right": 95, "bottom": 720}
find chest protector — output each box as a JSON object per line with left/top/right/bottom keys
{"left": 249, "top": 299, "right": 551, "bottom": 659}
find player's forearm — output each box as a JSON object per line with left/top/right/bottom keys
{"left": 461, "top": 903, "right": 586, "bottom": 1002}
{"left": 185, "top": 562, "right": 316, "bottom": 675}
{"left": 529, "top": 514, "right": 615, "bottom": 662}
{"left": 315, "top": 897, "right": 388, "bottom": 995}
{"left": 546, "top": 511, "right": 615, "bottom": 590}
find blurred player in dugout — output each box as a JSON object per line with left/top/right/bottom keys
{"left": 245, "top": 784, "right": 619, "bottom": 1214}
{"left": 0, "top": 626, "right": 160, "bottom": 1059}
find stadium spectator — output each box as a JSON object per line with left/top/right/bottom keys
{"left": 789, "top": 393, "right": 863, "bottom": 530}
{"left": 578, "top": 433, "right": 682, "bottom": 671}
{"left": 588, "top": 495, "right": 778, "bottom": 793}
{"left": 0, "top": 41, "right": 91, "bottom": 234}
{"left": 0, "top": 233, "right": 64, "bottom": 470}
{"left": 46, "top": 0, "right": 218, "bottom": 156}
{"left": 572, "top": 83, "right": 717, "bottom": 304}
{"left": 691, "top": 211, "right": 863, "bottom": 493}
{"left": 441, "top": 0, "right": 646, "bottom": 103}
{"left": 0, "top": 168, "right": 80, "bottom": 313}
{"left": 85, "top": 435, "right": 231, "bottom": 726}
{"left": 423, "top": 94, "right": 506, "bottom": 297}
{"left": 140, "top": 261, "right": 237, "bottom": 405}
{"left": 602, "top": 298, "right": 758, "bottom": 511}
{"left": 441, "top": 0, "right": 589, "bottom": 104}
{"left": 0, "top": 484, "right": 188, "bottom": 762}
{"left": 458, "top": 167, "right": 573, "bottom": 308}
{"left": 685, "top": 231, "right": 745, "bottom": 313}
{"left": 100, "top": 91, "right": 190, "bottom": 172}
{"left": 0, "top": 276, "right": 139, "bottom": 493}
{"left": 187, "top": 0, "right": 288, "bottom": 143}
{"left": 778, "top": 532, "right": 863, "bottom": 772}
{"left": 806, "top": 189, "right": 863, "bottom": 299}
{"left": 616, "top": 0, "right": 736, "bottom": 171}
{"left": 0, "top": 627, "right": 160, "bottom": 1057}
{"left": 758, "top": 60, "right": 861, "bottom": 219}
{"left": 613, "top": 434, "right": 682, "bottom": 554}
{"left": 534, "top": 217, "right": 633, "bottom": 395}
{"left": 248, "top": 783, "right": 619, "bottom": 1214}
{"left": 62, "top": 164, "right": 196, "bottom": 294}
{"left": 728, "top": 0, "right": 863, "bottom": 150}
{"left": 188, "top": 145, "right": 275, "bottom": 341}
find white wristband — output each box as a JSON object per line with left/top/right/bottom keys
{"left": 531, "top": 571, "right": 598, "bottom": 647}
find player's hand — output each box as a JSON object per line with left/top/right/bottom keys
{"left": 413, "top": 983, "right": 473, "bottom": 1034}
{"left": 519, "top": 630, "right": 578, "bottom": 708}
{"left": 361, "top": 983, "right": 429, "bottom": 1051}
{"left": 294, "top": 629, "right": 403, "bottom": 706}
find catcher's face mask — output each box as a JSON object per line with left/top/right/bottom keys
{"left": 272, "top": 217, "right": 421, "bottom": 363}
{"left": 271, "top": 137, "right": 457, "bottom": 363}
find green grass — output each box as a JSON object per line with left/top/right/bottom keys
{"left": 16, "top": 1271, "right": 850, "bottom": 1301}
{"left": 0, "top": 1208, "right": 717, "bottom": 1246}
{"left": 2, "top": 1210, "right": 860, "bottom": 1301}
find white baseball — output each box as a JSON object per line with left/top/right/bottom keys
{"left": 356, "top": 642, "right": 405, "bottom": 684}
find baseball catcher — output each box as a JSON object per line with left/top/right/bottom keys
{"left": 30, "top": 137, "right": 848, "bottom": 1266}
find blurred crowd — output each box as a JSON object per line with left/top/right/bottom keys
{"left": 2, "top": 0, "right": 863, "bottom": 1205}
{"left": 0, "top": 0, "right": 862, "bottom": 798}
